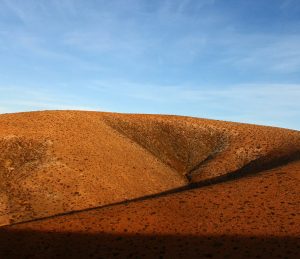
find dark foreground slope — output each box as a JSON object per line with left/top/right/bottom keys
{"left": 0, "top": 110, "right": 299, "bottom": 227}
{"left": 1, "top": 161, "right": 299, "bottom": 258}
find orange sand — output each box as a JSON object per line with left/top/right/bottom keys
{"left": 0, "top": 110, "right": 299, "bottom": 258}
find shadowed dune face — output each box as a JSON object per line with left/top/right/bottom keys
{"left": 0, "top": 110, "right": 299, "bottom": 226}
{"left": 103, "top": 114, "right": 228, "bottom": 175}
{"left": 103, "top": 113, "right": 300, "bottom": 181}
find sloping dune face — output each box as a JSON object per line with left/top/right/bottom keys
{"left": 103, "top": 114, "right": 228, "bottom": 175}
{"left": 0, "top": 111, "right": 186, "bottom": 226}
{"left": 103, "top": 114, "right": 300, "bottom": 181}
{"left": 0, "top": 136, "right": 48, "bottom": 225}
{"left": 2, "top": 161, "right": 298, "bottom": 258}
{"left": 0, "top": 110, "right": 299, "bottom": 226}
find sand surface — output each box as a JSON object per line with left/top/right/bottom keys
{"left": 1, "top": 161, "right": 299, "bottom": 258}
{"left": 0, "top": 110, "right": 299, "bottom": 258}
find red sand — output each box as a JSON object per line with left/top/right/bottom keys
{"left": 1, "top": 161, "right": 299, "bottom": 258}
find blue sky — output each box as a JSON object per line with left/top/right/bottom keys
{"left": 0, "top": 0, "right": 300, "bottom": 130}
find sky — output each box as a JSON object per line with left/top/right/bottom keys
{"left": 0, "top": 0, "right": 299, "bottom": 130}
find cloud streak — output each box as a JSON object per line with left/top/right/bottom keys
{"left": 88, "top": 80, "right": 300, "bottom": 129}
{"left": 0, "top": 85, "right": 103, "bottom": 113}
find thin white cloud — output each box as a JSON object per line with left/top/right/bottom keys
{"left": 0, "top": 85, "right": 103, "bottom": 113}
{"left": 2, "top": 0, "right": 29, "bottom": 23}
{"left": 0, "top": 106, "right": 11, "bottom": 114}
{"left": 1, "top": 81, "right": 299, "bottom": 129}
{"left": 89, "top": 80, "right": 300, "bottom": 104}
{"left": 2, "top": 0, "right": 298, "bottom": 75}
{"left": 280, "top": 0, "right": 300, "bottom": 9}
{"left": 89, "top": 79, "right": 300, "bottom": 129}
{"left": 218, "top": 33, "right": 300, "bottom": 74}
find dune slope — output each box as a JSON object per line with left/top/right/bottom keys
{"left": 0, "top": 111, "right": 186, "bottom": 226}
{"left": 0, "top": 110, "right": 299, "bottom": 226}
{"left": 1, "top": 161, "right": 299, "bottom": 258}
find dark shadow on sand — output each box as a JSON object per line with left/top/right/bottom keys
{"left": 0, "top": 228, "right": 299, "bottom": 259}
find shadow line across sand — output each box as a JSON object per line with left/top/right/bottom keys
{"left": 0, "top": 229, "right": 299, "bottom": 258}
{"left": 6, "top": 150, "right": 300, "bottom": 228}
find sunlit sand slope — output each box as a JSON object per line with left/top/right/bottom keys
{"left": 0, "top": 110, "right": 299, "bottom": 226}
{"left": 0, "top": 111, "right": 186, "bottom": 226}
{"left": 1, "top": 161, "right": 299, "bottom": 258}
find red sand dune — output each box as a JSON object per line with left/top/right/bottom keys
{"left": 0, "top": 111, "right": 299, "bottom": 258}
{"left": 1, "top": 161, "right": 299, "bottom": 258}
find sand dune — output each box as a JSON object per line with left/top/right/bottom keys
{"left": 103, "top": 113, "right": 300, "bottom": 182}
{"left": 0, "top": 110, "right": 299, "bottom": 227}
{"left": 0, "top": 110, "right": 299, "bottom": 257}
{"left": 1, "top": 160, "right": 299, "bottom": 258}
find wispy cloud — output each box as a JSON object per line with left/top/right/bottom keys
{"left": 0, "top": 85, "right": 103, "bottom": 113}
{"left": 2, "top": 0, "right": 29, "bottom": 23}
{"left": 280, "top": 0, "right": 300, "bottom": 9}
{"left": 89, "top": 79, "right": 300, "bottom": 129}
{"left": 2, "top": 0, "right": 298, "bottom": 75}
{"left": 89, "top": 79, "right": 300, "bottom": 103}
{"left": 221, "top": 34, "right": 300, "bottom": 74}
